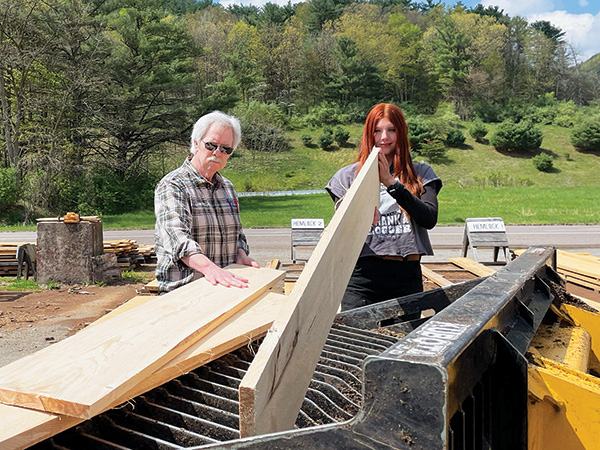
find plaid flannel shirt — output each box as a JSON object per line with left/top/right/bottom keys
{"left": 154, "top": 157, "right": 250, "bottom": 293}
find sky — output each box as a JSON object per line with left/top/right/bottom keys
{"left": 219, "top": 0, "right": 600, "bottom": 63}
{"left": 466, "top": 0, "right": 600, "bottom": 62}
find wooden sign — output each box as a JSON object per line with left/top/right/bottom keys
{"left": 462, "top": 217, "right": 510, "bottom": 263}
{"left": 290, "top": 218, "right": 325, "bottom": 262}
{"left": 290, "top": 218, "right": 324, "bottom": 229}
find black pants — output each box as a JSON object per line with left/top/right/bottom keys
{"left": 341, "top": 256, "right": 423, "bottom": 311}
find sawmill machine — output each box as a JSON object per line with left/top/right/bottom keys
{"left": 27, "top": 247, "right": 600, "bottom": 449}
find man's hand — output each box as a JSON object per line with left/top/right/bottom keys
{"left": 236, "top": 248, "right": 260, "bottom": 268}
{"left": 182, "top": 253, "right": 251, "bottom": 288}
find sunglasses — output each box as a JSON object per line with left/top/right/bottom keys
{"left": 200, "top": 140, "right": 234, "bottom": 155}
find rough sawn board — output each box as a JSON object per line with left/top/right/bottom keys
{"left": 0, "top": 290, "right": 287, "bottom": 450}
{"left": 238, "top": 149, "right": 380, "bottom": 437}
{"left": 0, "top": 265, "right": 283, "bottom": 419}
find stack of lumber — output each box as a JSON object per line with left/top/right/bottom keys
{"left": 137, "top": 244, "right": 156, "bottom": 263}
{"left": 554, "top": 249, "right": 600, "bottom": 292}
{"left": 448, "top": 257, "right": 498, "bottom": 277}
{"left": 0, "top": 243, "right": 34, "bottom": 277}
{"left": 514, "top": 249, "right": 600, "bottom": 292}
{"left": 0, "top": 265, "right": 286, "bottom": 449}
{"left": 103, "top": 239, "right": 143, "bottom": 269}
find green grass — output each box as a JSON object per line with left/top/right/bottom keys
{"left": 438, "top": 185, "right": 600, "bottom": 224}
{"left": 222, "top": 125, "right": 362, "bottom": 192}
{"left": 101, "top": 210, "right": 158, "bottom": 230}
{"left": 1, "top": 123, "right": 599, "bottom": 230}
{"left": 235, "top": 185, "right": 600, "bottom": 227}
{"left": 433, "top": 124, "right": 600, "bottom": 189}
{"left": 0, "top": 277, "right": 43, "bottom": 291}
{"left": 121, "top": 269, "right": 154, "bottom": 283}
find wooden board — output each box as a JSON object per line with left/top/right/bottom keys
{"left": 91, "top": 295, "right": 158, "bottom": 325}
{"left": 515, "top": 248, "right": 600, "bottom": 289}
{"left": 421, "top": 264, "right": 453, "bottom": 287}
{"left": 0, "top": 265, "right": 284, "bottom": 419}
{"left": 449, "top": 257, "right": 497, "bottom": 277}
{"left": 556, "top": 249, "right": 600, "bottom": 280}
{"left": 0, "top": 290, "right": 289, "bottom": 450}
{"left": 559, "top": 269, "right": 600, "bottom": 291}
{"left": 238, "top": 149, "right": 380, "bottom": 437}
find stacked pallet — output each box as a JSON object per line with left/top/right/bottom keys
{"left": 103, "top": 239, "right": 143, "bottom": 269}
{"left": 0, "top": 243, "right": 34, "bottom": 277}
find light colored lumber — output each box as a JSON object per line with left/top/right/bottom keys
{"left": 556, "top": 249, "right": 600, "bottom": 280}
{"left": 515, "top": 248, "right": 600, "bottom": 286}
{"left": 238, "top": 149, "right": 380, "bottom": 437}
{"left": 559, "top": 270, "right": 600, "bottom": 291}
{"left": 449, "top": 257, "right": 497, "bottom": 277}
{"left": 266, "top": 258, "right": 280, "bottom": 269}
{"left": 91, "top": 295, "right": 158, "bottom": 325}
{"left": 0, "top": 290, "right": 288, "bottom": 450}
{"left": 421, "top": 264, "right": 453, "bottom": 287}
{"left": 0, "top": 265, "right": 284, "bottom": 419}
{"left": 136, "top": 291, "right": 288, "bottom": 393}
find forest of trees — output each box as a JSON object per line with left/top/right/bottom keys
{"left": 1, "top": 0, "right": 599, "bottom": 219}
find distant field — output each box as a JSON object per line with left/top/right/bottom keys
{"left": 1, "top": 122, "right": 598, "bottom": 231}
{"left": 236, "top": 186, "right": 599, "bottom": 228}
{"left": 90, "top": 184, "right": 600, "bottom": 230}
{"left": 223, "top": 123, "right": 600, "bottom": 192}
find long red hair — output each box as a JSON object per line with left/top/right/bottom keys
{"left": 357, "top": 103, "right": 422, "bottom": 197}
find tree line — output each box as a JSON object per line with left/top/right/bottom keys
{"left": 1, "top": 0, "right": 599, "bottom": 220}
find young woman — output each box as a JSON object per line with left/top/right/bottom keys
{"left": 325, "top": 103, "right": 442, "bottom": 310}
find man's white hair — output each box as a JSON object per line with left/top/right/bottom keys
{"left": 190, "top": 111, "right": 242, "bottom": 154}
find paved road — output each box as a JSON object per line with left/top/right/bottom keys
{"left": 1, "top": 224, "right": 599, "bottom": 266}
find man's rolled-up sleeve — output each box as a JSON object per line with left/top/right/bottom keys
{"left": 155, "top": 181, "right": 203, "bottom": 264}
{"left": 237, "top": 232, "right": 250, "bottom": 256}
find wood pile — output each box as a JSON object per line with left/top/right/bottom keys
{"left": 513, "top": 249, "right": 600, "bottom": 292}
{"left": 0, "top": 239, "right": 156, "bottom": 279}
{"left": 137, "top": 244, "right": 157, "bottom": 264}
{"left": 103, "top": 239, "right": 155, "bottom": 269}
{"left": 0, "top": 265, "right": 286, "bottom": 449}
{"left": 554, "top": 249, "right": 600, "bottom": 292}
{"left": 0, "top": 243, "right": 35, "bottom": 277}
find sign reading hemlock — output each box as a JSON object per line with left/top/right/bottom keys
{"left": 462, "top": 217, "right": 510, "bottom": 264}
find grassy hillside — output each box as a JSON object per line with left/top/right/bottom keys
{"left": 221, "top": 123, "right": 599, "bottom": 191}
{"left": 3, "top": 122, "right": 597, "bottom": 231}
{"left": 226, "top": 123, "right": 600, "bottom": 226}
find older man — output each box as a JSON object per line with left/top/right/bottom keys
{"left": 154, "top": 111, "right": 258, "bottom": 294}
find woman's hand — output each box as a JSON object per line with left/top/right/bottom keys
{"left": 372, "top": 206, "right": 380, "bottom": 225}
{"left": 377, "top": 149, "right": 396, "bottom": 187}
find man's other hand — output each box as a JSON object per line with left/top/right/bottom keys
{"left": 236, "top": 248, "right": 260, "bottom": 268}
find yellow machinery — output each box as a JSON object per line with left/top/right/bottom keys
{"left": 528, "top": 302, "right": 600, "bottom": 450}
